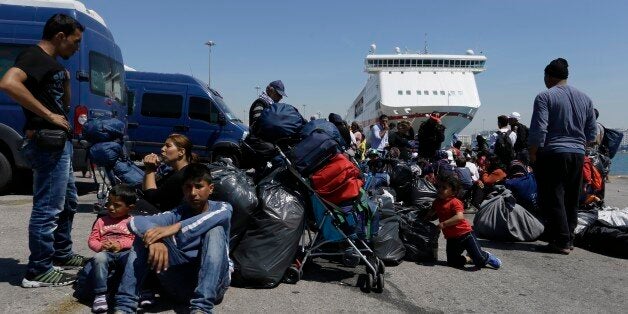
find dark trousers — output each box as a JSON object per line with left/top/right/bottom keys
{"left": 446, "top": 232, "right": 489, "bottom": 268}
{"left": 535, "top": 152, "right": 584, "bottom": 248}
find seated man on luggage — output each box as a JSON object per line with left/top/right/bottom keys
{"left": 454, "top": 157, "right": 474, "bottom": 199}
{"left": 114, "top": 164, "right": 232, "bottom": 314}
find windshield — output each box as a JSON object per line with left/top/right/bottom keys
{"left": 89, "top": 51, "right": 126, "bottom": 104}
{"left": 212, "top": 95, "right": 242, "bottom": 123}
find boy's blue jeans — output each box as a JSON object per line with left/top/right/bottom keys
{"left": 446, "top": 231, "right": 489, "bottom": 268}
{"left": 91, "top": 251, "right": 131, "bottom": 295}
{"left": 21, "top": 140, "right": 78, "bottom": 275}
{"left": 115, "top": 226, "right": 230, "bottom": 313}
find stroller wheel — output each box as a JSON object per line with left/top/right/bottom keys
{"left": 365, "top": 273, "right": 374, "bottom": 292}
{"left": 374, "top": 273, "right": 384, "bottom": 293}
{"left": 282, "top": 266, "right": 301, "bottom": 284}
{"left": 378, "top": 259, "right": 385, "bottom": 274}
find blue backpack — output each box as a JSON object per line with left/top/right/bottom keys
{"left": 89, "top": 142, "right": 123, "bottom": 168}
{"left": 82, "top": 118, "right": 125, "bottom": 143}
{"left": 112, "top": 160, "right": 143, "bottom": 187}
{"left": 504, "top": 173, "right": 538, "bottom": 213}
{"left": 288, "top": 130, "right": 340, "bottom": 176}
{"left": 301, "top": 119, "right": 346, "bottom": 147}
{"left": 254, "top": 103, "right": 306, "bottom": 143}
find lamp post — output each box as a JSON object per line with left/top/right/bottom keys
{"left": 302, "top": 104, "right": 307, "bottom": 118}
{"left": 255, "top": 86, "right": 261, "bottom": 96}
{"left": 482, "top": 118, "right": 485, "bottom": 133}
{"left": 204, "top": 40, "right": 215, "bottom": 88}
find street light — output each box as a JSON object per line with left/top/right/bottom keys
{"left": 255, "top": 86, "right": 261, "bottom": 96}
{"left": 302, "top": 104, "right": 307, "bottom": 118}
{"left": 204, "top": 40, "right": 215, "bottom": 88}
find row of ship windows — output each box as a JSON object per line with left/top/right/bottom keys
{"left": 367, "top": 59, "right": 485, "bottom": 68}
{"left": 398, "top": 90, "right": 464, "bottom": 96}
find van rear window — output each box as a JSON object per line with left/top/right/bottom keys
{"left": 141, "top": 93, "right": 182, "bottom": 118}
{"left": 89, "top": 51, "right": 126, "bottom": 104}
{"left": 0, "top": 44, "right": 27, "bottom": 79}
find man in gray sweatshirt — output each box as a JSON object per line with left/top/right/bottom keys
{"left": 528, "top": 58, "right": 597, "bottom": 255}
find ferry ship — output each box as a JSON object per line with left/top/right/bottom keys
{"left": 346, "top": 45, "right": 487, "bottom": 146}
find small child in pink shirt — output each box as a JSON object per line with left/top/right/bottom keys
{"left": 87, "top": 184, "right": 136, "bottom": 313}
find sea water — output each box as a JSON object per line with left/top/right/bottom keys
{"left": 610, "top": 153, "right": 628, "bottom": 175}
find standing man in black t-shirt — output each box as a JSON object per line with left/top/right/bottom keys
{"left": 0, "top": 14, "right": 88, "bottom": 288}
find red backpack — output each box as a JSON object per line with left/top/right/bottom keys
{"left": 311, "top": 153, "right": 363, "bottom": 204}
{"left": 583, "top": 156, "right": 603, "bottom": 192}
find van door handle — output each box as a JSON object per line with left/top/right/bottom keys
{"left": 173, "top": 125, "right": 189, "bottom": 131}
{"left": 127, "top": 122, "right": 139, "bottom": 128}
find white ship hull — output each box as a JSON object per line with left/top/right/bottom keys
{"left": 346, "top": 51, "right": 486, "bottom": 147}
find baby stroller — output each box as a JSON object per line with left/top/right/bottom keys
{"left": 275, "top": 146, "right": 385, "bottom": 293}
{"left": 81, "top": 118, "right": 143, "bottom": 212}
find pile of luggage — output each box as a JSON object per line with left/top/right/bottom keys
{"left": 82, "top": 117, "right": 143, "bottom": 187}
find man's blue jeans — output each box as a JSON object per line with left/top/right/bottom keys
{"left": 21, "top": 140, "right": 78, "bottom": 275}
{"left": 115, "top": 226, "right": 230, "bottom": 313}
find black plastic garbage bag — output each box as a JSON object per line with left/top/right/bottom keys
{"left": 399, "top": 210, "right": 439, "bottom": 262}
{"left": 410, "top": 178, "right": 437, "bottom": 206}
{"left": 390, "top": 162, "right": 413, "bottom": 200}
{"left": 473, "top": 188, "right": 544, "bottom": 242}
{"left": 231, "top": 168, "right": 305, "bottom": 288}
{"left": 372, "top": 215, "right": 406, "bottom": 265}
{"left": 575, "top": 222, "right": 628, "bottom": 259}
{"left": 208, "top": 160, "right": 259, "bottom": 251}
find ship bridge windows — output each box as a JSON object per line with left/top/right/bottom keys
{"left": 406, "top": 90, "right": 411, "bottom": 95}
{"left": 416, "top": 90, "right": 421, "bottom": 95}
{"left": 367, "top": 58, "right": 486, "bottom": 69}
{"left": 432, "top": 90, "right": 438, "bottom": 95}
{"left": 398, "top": 90, "right": 403, "bottom": 95}
{"left": 440, "top": 91, "right": 446, "bottom": 95}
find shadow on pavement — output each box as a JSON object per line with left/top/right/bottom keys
{"left": 477, "top": 239, "right": 540, "bottom": 252}
{"left": 0, "top": 258, "right": 26, "bottom": 286}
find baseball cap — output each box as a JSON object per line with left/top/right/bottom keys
{"left": 268, "top": 80, "right": 287, "bottom": 97}
{"left": 509, "top": 112, "right": 521, "bottom": 119}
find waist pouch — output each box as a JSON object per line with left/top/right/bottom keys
{"left": 35, "top": 129, "right": 68, "bottom": 151}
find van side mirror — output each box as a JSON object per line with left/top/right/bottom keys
{"left": 218, "top": 113, "right": 226, "bottom": 126}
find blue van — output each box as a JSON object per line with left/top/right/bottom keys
{"left": 125, "top": 71, "right": 249, "bottom": 166}
{"left": 0, "top": 0, "right": 127, "bottom": 192}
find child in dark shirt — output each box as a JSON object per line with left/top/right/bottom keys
{"left": 433, "top": 175, "right": 502, "bottom": 269}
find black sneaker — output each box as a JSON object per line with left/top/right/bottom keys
{"left": 54, "top": 254, "right": 89, "bottom": 269}
{"left": 21, "top": 268, "right": 76, "bottom": 288}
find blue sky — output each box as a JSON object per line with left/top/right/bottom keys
{"left": 83, "top": 0, "right": 628, "bottom": 133}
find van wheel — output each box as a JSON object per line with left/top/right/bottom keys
{"left": 213, "top": 151, "right": 239, "bottom": 167}
{"left": 0, "top": 151, "right": 13, "bottom": 194}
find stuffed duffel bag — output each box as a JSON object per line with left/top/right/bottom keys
{"left": 82, "top": 117, "right": 125, "bottom": 143}
{"left": 253, "top": 103, "right": 306, "bottom": 143}
{"left": 311, "top": 153, "right": 363, "bottom": 204}
{"left": 301, "top": 119, "right": 346, "bottom": 147}
{"left": 288, "top": 130, "right": 340, "bottom": 176}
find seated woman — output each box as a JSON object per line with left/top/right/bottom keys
{"left": 135, "top": 134, "right": 196, "bottom": 215}
{"left": 470, "top": 154, "right": 507, "bottom": 209}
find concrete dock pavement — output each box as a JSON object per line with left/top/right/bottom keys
{"left": 0, "top": 173, "right": 627, "bottom": 313}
